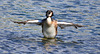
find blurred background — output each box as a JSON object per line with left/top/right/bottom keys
{"left": 0, "top": 0, "right": 100, "bottom": 54}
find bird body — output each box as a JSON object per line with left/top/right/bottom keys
{"left": 42, "top": 17, "right": 57, "bottom": 38}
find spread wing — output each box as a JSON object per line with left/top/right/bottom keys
{"left": 57, "top": 22, "right": 84, "bottom": 29}
{"left": 11, "top": 20, "right": 42, "bottom": 25}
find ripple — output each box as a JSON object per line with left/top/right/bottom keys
{"left": 0, "top": 0, "right": 100, "bottom": 54}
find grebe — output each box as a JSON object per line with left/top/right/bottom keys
{"left": 12, "top": 10, "right": 84, "bottom": 38}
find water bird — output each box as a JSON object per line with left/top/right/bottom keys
{"left": 12, "top": 10, "right": 84, "bottom": 38}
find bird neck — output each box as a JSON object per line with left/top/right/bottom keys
{"left": 46, "top": 17, "right": 52, "bottom": 25}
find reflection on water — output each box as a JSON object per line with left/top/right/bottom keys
{"left": 42, "top": 38, "right": 81, "bottom": 52}
{"left": 42, "top": 38, "right": 58, "bottom": 52}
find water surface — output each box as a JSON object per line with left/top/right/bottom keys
{"left": 0, "top": 0, "right": 100, "bottom": 54}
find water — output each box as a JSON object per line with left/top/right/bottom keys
{"left": 0, "top": 0, "right": 100, "bottom": 54}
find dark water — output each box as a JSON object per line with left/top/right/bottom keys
{"left": 0, "top": 0, "right": 100, "bottom": 54}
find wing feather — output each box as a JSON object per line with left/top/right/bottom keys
{"left": 57, "top": 22, "right": 84, "bottom": 29}
{"left": 11, "top": 20, "right": 42, "bottom": 25}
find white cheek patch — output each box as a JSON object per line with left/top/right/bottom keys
{"left": 49, "top": 12, "right": 52, "bottom": 16}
